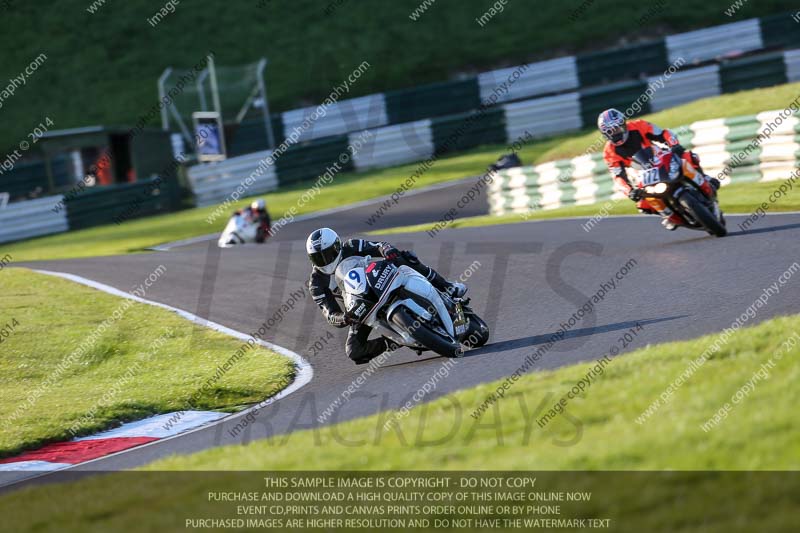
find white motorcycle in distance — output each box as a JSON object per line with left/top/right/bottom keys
{"left": 336, "top": 256, "right": 490, "bottom": 358}
{"left": 217, "top": 213, "right": 261, "bottom": 248}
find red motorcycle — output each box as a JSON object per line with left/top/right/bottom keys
{"left": 632, "top": 146, "right": 727, "bottom": 237}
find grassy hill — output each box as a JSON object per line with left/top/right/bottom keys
{"left": 0, "top": 0, "right": 795, "bottom": 152}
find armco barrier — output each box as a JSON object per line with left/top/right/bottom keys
{"left": 0, "top": 156, "right": 71, "bottom": 201}
{"left": 228, "top": 116, "right": 284, "bottom": 157}
{"left": 503, "top": 92, "right": 582, "bottom": 142}
{"left": 0, "top": 196, "right": 68, "bottom": 244}
{"left": 488, "top": 109, "right": 800, "bottom": 216}
{"left": 787, "top": 50, "right": 800, "bottom": 82}
{"left": 579, "top": 80, "right": 650, "bottom": 126}
{"left": 187, "top": 150, "right": 278, "bottom": 207}
{"left": 479, "top": 56, "right": 579, "bottom": 105}
{"left": 577, "top": 41, "right": 668, "bottom": 88}
{"left": 720, "top": 52, "right": 788, "bottom": 93}
{"left": 276, "top": 135, "right": 354, "bottom": 185}
{"left": 665, "top": 19, "right": 764, "bottom": 65}
{"left": 759, "top": 12, "right": 800, "bottom": 50}
{"left": 432, "top": 108, "right": 506, "bottom": 155}
{"left": 281, "top": 94, "right": 388, "bottom": 143}
{"left": 350, "top": 120, "right": 434, "bottom": 171}
{"left": 65, "top": 177, "right": 179, "bottom": 230}
{"left": 385, "top": 79, "right": 480, "bottom": 125}
{"left": 648, "top": 65, "right": 721, "bottom": 112}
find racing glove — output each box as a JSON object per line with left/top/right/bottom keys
{"left": 380, "top": 244, "right": 401, "bottom": 261}
{"left": 628, "top": 188, "right": 644, "bottom": 202}
{"left": 325, "top": 310, "right": 350, "bottom": 328}
{"left": 671, "top": 144, "right": 686, "bottom": 157}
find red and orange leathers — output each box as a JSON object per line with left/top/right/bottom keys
{"left": 603, "top": 119, "right": 713, "bottom": 221}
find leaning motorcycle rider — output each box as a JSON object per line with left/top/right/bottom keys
{"left": 598, "top": 108, "right": 720, "bottom": 231}
{"left": 306, "top": 228, "right": 466, "bottom": 365}
{"left": 234, "top": 199, "right": 271, "bottom": 243}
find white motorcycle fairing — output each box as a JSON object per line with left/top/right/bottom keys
{"left": 217, "top": 213, "right": 259, "bottom": 248}
{"left": 335, "top": 257, "right": 457, "bottom": 347}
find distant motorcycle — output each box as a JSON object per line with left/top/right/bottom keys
{"left": 217, "top": 213, "right": 261, "bottom": 248}
{"left": 335, "top": 256, "right": 490, "bottom": 358}
{"left": 633, "top": 146, "right": 727, "bottom": 237}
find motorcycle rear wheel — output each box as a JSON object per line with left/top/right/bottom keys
{"left": 678, "top": 190, "right": 727, "bottom": 237}
{"left": 390, "top": 308, "right": 463, "bottom": 358}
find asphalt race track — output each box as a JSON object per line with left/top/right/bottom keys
{"left": 16, "top": 176, "right": 800, "bottom": 475}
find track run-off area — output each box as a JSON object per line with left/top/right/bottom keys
{"left": 11, "top": 177, "right": 800, "bottom": 477}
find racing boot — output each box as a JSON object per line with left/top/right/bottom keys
{"left": 444, "top": 281, "right": 468, "bottom": 299}
{"left": 353, "top": 338, "right": 401, "bottom": 365}
{"left": 661, "top": 213, "right": 682, "bottom": 231}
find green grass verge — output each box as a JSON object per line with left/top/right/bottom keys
{"left": 4, "top": 82, "right": 799, "bottom": 261}
{"left": 0, "top": 268, "right": 294, "bottom": 458}
{"left": 2, "top": 1, "right": 793, "bottom": 151}
{"left": 1, "top": 313, "right": 798, "bottom": 532}
{"left": 372, "top": 180, "right": 800, "bottom": 235}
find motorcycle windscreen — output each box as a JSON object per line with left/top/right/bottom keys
{"left": 365, "top": 261, "right": 399, "bottom": 299}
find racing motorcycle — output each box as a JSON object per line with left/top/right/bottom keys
{"left": 632, "top": 146, "right": 727, "bottom": 237}
{"left": 335, "top": 256, "right": 490, "bottom": 358}
{"left": 217, "top": 213, "right": 263, "bottom": 248}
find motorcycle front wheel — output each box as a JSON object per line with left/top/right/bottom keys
{"left": 463, "top": 311, "right": 490, "bottom": 348}
{"left": 678, "top": 189, "right": 727, "bottom": 237}
{"left": 390, "top": 308, "right": 463, "bottom": 358}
